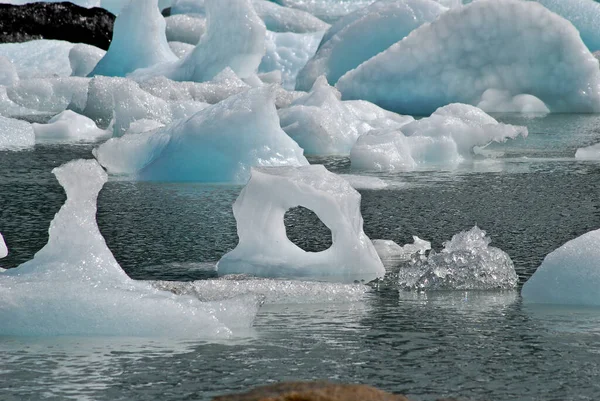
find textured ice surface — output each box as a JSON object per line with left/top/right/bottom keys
{"left": 522, "top": 228, "right": 600, "bottom": 306}
{"left": 274, "top": 0, "right": 378, "bottom": 23}
{"left": 279, "top": 76, "right": 412, "bottom": 155}
{"left": 0, "top": 159, "right": 261, "bottom": 337}
{"left": 337, "top": 0, "right": 600, "bottom": 114}
{"left": 32, "top": 110, "right": 108, "bottom": 143}
{"left": 373, "top": 237, "right": 431, "bottom": 262}
{"left": 296, "top": 0, "right": 446, "bottom": 91}
{"left": 69, "top": 44, "right": 105, "bottom": 77}
{"left": 165, "top": 14, "right": 206, "bottom": 45}
{"left": 477, "top": 89, "right": 550, "bottom": 114}
{"left": 218, "top": 165, "right": 385, "bottom": 282}
{"left": 6, "top": 77, "right": 89, "bottom": 114}
{"left": 350, "top": 103, "right": 527, "bottom": 171}
{"left": 575, "top": 143, "right": 600, "bottom": 160}
{"left": 0, "top": 116, "right": 35, "bottom": 150}
{"left": 94, "top": 86, "right": 308, "bottom": 182}
{"left": 398, "top": 226, "right": 517, "bottom": 291}
{"left": 259, "top": 30, "right": 323, "bottom": 90}
{"left": 89, "top": 0, "right": 177, "bottom": 77}
{"left": 253, "top": 0, "right": 330, "bottom": 33}
{"left": 0, "top": 40, "right": 75, "bottom": 78}
{"left": 168, "top": 41, "right": 195, "bottom": 58}
{"left": 0, "top": 56, "right": 18, "bottom": 86}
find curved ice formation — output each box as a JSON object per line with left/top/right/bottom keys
{"left": 398, "top": 226, "right": 518, "bottom": 291}
{"left": 350, "top": 103, "right": 527, "bottom": 171}
{"left": 69, "top": 43, "right": 106, "bottom": 77}
{"left": 296, "top": 0, "right": 446, "bottom": 91}
{"left": 522, "top": 228, "right": 600, "bottom": 306}
{"left": 0, "top": 159, "right": 262, "bottom": 336}
{"left": 94, "top": 86, "right": 308, "bottom": 182}
{"left": 217, "top": 165, "right": 385, "bottom": 282}
{"left": 0, "top": 233, "right": 7, "bottom": 259}
{"left": 252, "top": 0, "right": 330, "bottom": 33}
{"left": 89, "top": 0, "right": 177, "bottom": 77}
{"left": 169, "top": 41, "right": 195, "bottom": 58}
{"left": 165, "top": 14, "right": 206, "bottom": 45}
{"left": 476, "top": 89, "right": 550, "bottom": 114}
{"left": 0, "top": 56, "right": 18, "bottom": 86}
{"left": 0, "top": 116, "right": 35, "bottom": 151}
{"left": 32, "top": 110, "right": 109, "bottom": 143}
{"left": 373, "top": 236, "right": 431, "bottom": 262}
{"left": 337, "top": 0, "right": 600, "bottom": 114}
{"left": 279, "top": 76, "right": 413, "bottom": 155}
{"left": 6, "top": 77, "right": 90, "bottom": 114}
{"left": 0, "top": 40, "right": 75, "bottom": 79}
{"left": 575, "top": 143, "right": 600, "bottom": 160}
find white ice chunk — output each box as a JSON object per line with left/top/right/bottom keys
{"left": 6, "top": 77, "right": 89, "bottom": 113}
{"left": 337, "top": 0, "right": 600, "bottom": 114}
{"left": 94, "top": 86, "right": 308, "bottom": 182}
{"left": 398, "top": 226, "right": 517, "bottom": 290}
{"left": 0, "top": 116, "right": 35, "bottom": 151}
{"left": 0, "top": 159, "right": 261, "bottom": 337}
{"left": 217, "top": 165, "right": 385, "bottom": 282}
{"left": 575, "top": 143, "right": 600, "bottom": 160}
{"left": 522, "top": 228, "right": 600, "bottom": 306}
{"left": 477, "top": 89, "right": 550, "bottom": 114}
{"left": 296, "top": 0, "right": 446, "bottom": 90}
{"left": 373, "top": 236, "right": 431, "bottom": 262}
{"left": 165, "top": 14, "right": 206, "bottom": 45}
{"left": 89, "top": 0, "right": 177, "bottom": 77}
{"left": 350, "top": 103, "right": 527, "bottom": 171}
{"left": 338, "top": 174, "right": 388, "bottom": 190}
{"left": 252, "top": 0, "right": 330, "bottom": 33}
{"left": 0, "top": 40, "right": 75, "bottom": 79}
{"left": 69, "top": 44, "right": 106, "bottom": 77}
{"left": 0, "top": 233, "right": 6, "bottom": 259}
{"left": 32, "top": 110, "right": 109, "bottom": 143}
{"left": 0, "top": 56, "right": 18, "bottom": 86}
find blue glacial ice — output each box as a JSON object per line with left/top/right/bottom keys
{"left": 93, "top": 86, "right": 308, "bottom": 182}
{"left": 575, "top": 143, "right": 600, "bottom": 160}
{"left": 0, "top": 115, "right": 35, "bottom": 151}
{"left": 522, "top": 228, "right": 600, "bottom": 306}
{"left": 0, "top": 159, "right": 262, "bottom": 337}
{"left": 296, "top": 0, "right": 447, "bottom": 91}
{"left": 32, "top": 110, "right": 109, "bottom": 143}
{"left": 350, "top": 103, "right": 527, "bottom": 171}
{"left": 336, "top": 0, "right": 600, "bottom": 114}
{"left": 217, "top": 165, "right": 385, "bottom": 282}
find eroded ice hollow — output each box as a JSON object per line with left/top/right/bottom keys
{"left": 522, "top": 228, "right": 600, "bottom": 306}
{"left": 0, "top": 159, "right": 261, "bottom": 337}
{"left": 336, "top": 0, "right": 600, "bottom": 114}
{"left": 217, "top": 166, "right": 385, "bottom": 282}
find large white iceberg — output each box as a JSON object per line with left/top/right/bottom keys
{"left": 350, "top": 103, "right": 527, "bottom": 171}
{"left": 575, "top": 143, "right": 600, "bottom": 160}
{"left": 89, "top": 0, "right": 177, "bottom": 77}
{"left": 94, "top": 86, "right": 308, "bottom": 182}
{"left": 0, "top": 159, "right": 262, "bottom": 337}
{"left": 0, "top": 40, "right": 75, "bottom": 79}
{"left": 522, "top": 228, "right": 600, "bottom": 306}
{"left": 336, "top": 0, "right": 600, "bottom": 114}
{"left": 0, "top": 116, "right": 35, "bottom": 151}
{"left": 69, "top": 44, "right": 106, "bottom": 77}
{"left": 296, "top": 0, "right": 447, "bottom": 91}
{"left": 217, "top": 165, "right": 385, "bottom": 282}
{"left": 32, "top": 110, "right": 109, "bottom": 143}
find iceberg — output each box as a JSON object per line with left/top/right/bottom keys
{"left": 94, "top": 86, "right": 308, "bottom": 182}
{"left": 476, "top": 89, "right": 550, "bottom": 114}
{"left": 522, "top": 228, "right": 600, "bottom": 306}
{"left": 0, "top": 159, "right": 262, "bottom": 337}
{"left": 373, "top": 236, "right": 431, "bottom": 262}
{"left": 0, "top": 40, "right": 75, "bottom": 78}
{"left": 575, "top": 143, "right": 600, "bottom": 160}
{"left": 6, "top": 77, "right": 90, "bottom": 114}
{"left": 0, "top": 116, "right": 35, "bottom": 151}
{"left": 69, "top": 43, "right": 106, "bottom": 77}
{"left": 217, "top": 165, "right": 385, "bottom": 282}
{"left": 336, "top": 0, "right": 600, "bottom": 114}
{"left": 89, "top": 0, "right": 177, "bottom": 77}
{"left": 350, "top": 103, "right": 527, "bottom": 171}
{"left": 296, "top": 0, "right": 447, "bottom": 91}
{"left": 0, "top": 56, "right": 18, "bottom": 86}
{"left": 32, "top": 110, "right": 109, "bottom": 143}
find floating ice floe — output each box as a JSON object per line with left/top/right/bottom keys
{"left": 397, "top": 226, "right": 518, "bottom": 291}
{"left": 165, "top": 14, "right": 206, "bottom": 45}
{"left": 32, "top": 110, "right": 109, "bottom": 143}
{"left": 296, "top": 0, "right": 447, "bottom": 91}
{"left": 217, "top": 165, "right": 385, "bottom": 282}
{"left": 0, "top": 116, "right": 35, "bottom": 151}
{"left": 337, "top": 0, "right": 600, "bottom": 114}
{"left": 373, "top": 236, "right": 431, "bottom": 262}
{"left": 0, "top": 232, "right": 7, "bottom": 259}
{"left": 575, "top": 143, "right": 600, "bottom": 160}
{"left": 69, "top": 44, "right": 106, "bottom": 77}
{"left": 522, "top": 228, "right": 600, "bottom": 306}
{"left": 0, "top": 40, "right": 76, "bottom": 78}
{"left": 94, "top": 86, "right": 308, "bottom": 182}
{"left": 0, "top": 159, "right": 262, "bottom": 337}
{"left": 89, "top": 0, "right": 177, "bottom": 77}
{"left": 338, "top": 174, "right": 388, "bottom": 190}
{"left": 350, "top": 103, "right": 527, "bottom": 171}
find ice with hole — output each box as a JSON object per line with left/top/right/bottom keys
{"left": 575, "top": 143, "right": 600, "bottom": 160}
{"left": 336, "top": 0, "right": 600, "bottom": 114}
{"left": 350, "top": 103, "right": 527, "bottom": 171}
{"left": 32, "top": 110, "right": 109, "bottom": 143}
{"left": 296, "top": 0, "right": 447, "bottom": 91}
{"left": 0, "top": 159, "right": 262, "bottom": 337}
{"left": 217, "top": 165, "right": 385, "bottom": 282}
{"left": 522, "top": 228, "right": 600, "bottom": 306}
{"left": 69, "top": 44, "right": 106, "bottom": 77}
{"left": 94, "top": 86, "right": 308, "bottom": 182}
{"left": 373, "top": 237, "right": 431, "bottom": 262}
{"left": 279, "top": 76, "right": 413, "bottom": 156}
{"left": 397, "top": 226, "right": 518, "bottom": 291}
{"left": 0, "top": 116, "right": 35, "bottom": 151}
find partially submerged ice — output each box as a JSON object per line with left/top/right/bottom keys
{"left": 373, "top": 236, "right": 431, "bottom": 262}
{"left": 0, "top": 116, "right": 35, "bottom": 151}
{"left": 522, "top": 228, "right": 600, "bottom": 306}
{"left": 350, "top": 103, "right": 527, "bottom": 171}
{"left": 94, "top": 86, "right": 308, "bottom": 182}
{"left": 336, "top": 0, "right": 600, "bottom": 114}
{"left": 397, "top": 226, "right": 518, "bottom": 290}
{"left": 0, "top": 159, "right": 261, "bottom": 336}
{"left": 575, "top": 143, "right": 600, "bottom": 160}
{"left": 217, "top": 165, "right": 385, "bottom": 282}
{"left": 32, "top": 110, "right": 109, "bottom": 143}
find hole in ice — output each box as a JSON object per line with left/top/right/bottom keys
{"left": 284, "top": 206, "right": 333, "bottom": 253}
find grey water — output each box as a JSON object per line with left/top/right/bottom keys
{"left": 1, "top": 114, "right": 600, "bottom": 400}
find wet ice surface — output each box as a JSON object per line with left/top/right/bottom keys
{"left": 1, "top": 114, "right": 600, "bottom": 400}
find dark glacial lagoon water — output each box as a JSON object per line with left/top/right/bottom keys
{"left": 1, "top": 114, "right": 600, "bottom": 400}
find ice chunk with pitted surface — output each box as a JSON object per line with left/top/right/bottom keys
{"left": 217, "top": 165, "right": 385, "bottom": 282}
{"left": 337, "top": 0, "right": 600, "bottom": 114}
{"left": 32, "top": 110, "right": 109, "bottom": 143}
{"left": 522, "top": 228, "right": 600, "bottom": 306}
{"left": 575, "top": 143, "right": 600, "bottom": 160}
{"left": 0, "top": 116, "right": 35, "bottom": 151}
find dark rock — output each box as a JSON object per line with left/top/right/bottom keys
{"left": 0, "top": 2, "right": 115, "bottom": 50}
